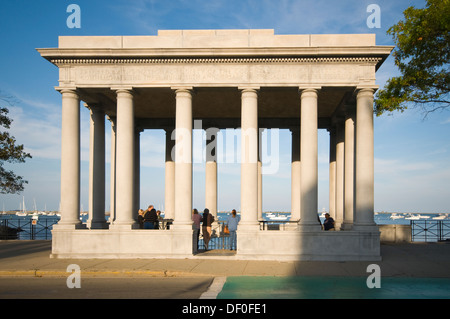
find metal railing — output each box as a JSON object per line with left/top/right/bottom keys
{"left": 0, "top": 217, "right": 59, "bottom": 240}
{"left": 411, "top": 220, "right": 450, "bottom": 242}
{"left": 3, "top": 216, "right": 449, "bottom": 244}
{"left": 197, "top": 221, "right": 233, "bottom": 250}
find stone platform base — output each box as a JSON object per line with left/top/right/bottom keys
{"left": 51, "top": 228, "right": 380, "bottom": 261}
{"left": 237, "top": 229, "right": 381, "bottom": 261}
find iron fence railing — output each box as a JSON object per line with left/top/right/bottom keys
{"left": 411, "top": 220, "right": 450, "bottom": 242}
{"left": 197, "top": 221, "right": 232, "bottom": 250}
{"left": 0, "top": 217, "right": 59, "bottom": 240}
{"left": 2, "top": 216, "right": 449, "bottom": 244}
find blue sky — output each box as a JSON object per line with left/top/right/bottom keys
{"left": 0, "top": 0, "right": 449, "bottom": 213}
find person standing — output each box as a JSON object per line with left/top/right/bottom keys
{"left": 143, "top": 206, "right": 158, "bottom": 229}
{"left": 226, "top": 209, "right": 240, "bottom": 250}
{"left": 137, "top": 209, "right": 145, "bottom": 229}
{"left": 323, "top": 213, "right": 335, "bottom": 231}
{"left": 192, "top": 209, "right": 202, "bottom": 253}
{"left": 202, "top": 208, "right": 214, "bottom": 250}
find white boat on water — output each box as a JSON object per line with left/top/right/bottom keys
{"left": 390, "top": 213, "right": 404, "bottom": 220}
{"left": 265, "top": 213, "right": 289, "bottom": 221}
{"left": 16, "top": 196, "right": 28, "bottom": 217}
{"left": 433, "top": 214, "right": 449, "bottom": 220}
{"left": 405, "top": 214, "right": 430, "bottom": 220}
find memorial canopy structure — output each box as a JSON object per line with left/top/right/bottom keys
{"left": 38, "top": 29, "right": 393, "bottom": 260}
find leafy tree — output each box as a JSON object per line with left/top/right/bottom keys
{"left": 0, "top": 93, "right": 32, "bottom": 194}
{"left": 374, "top": 0, "right": 450, "bottom": 116}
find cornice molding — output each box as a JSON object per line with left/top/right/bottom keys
{"left": 51, "top": 56, "right": 382, "bottom": 65}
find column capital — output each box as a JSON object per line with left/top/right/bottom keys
{"left": 112, "top": 87, "right": 134, "bottom": 98}
{"left": 106, "top": 115, "right": 116, "bottom": 124}
{"left": 84, "top": 102, "right": 106, "bottom": 113}
{"left": 56, "top": 87, "right": 77, "bottom": 94}
{"left": 356, "top": 86, "right": 377, "bottom": 96}
{"left": 299, "top": 87, "right": 320, "bottom": 95}
{"left": 172, "top": 86, "right": 194, "bottom": 95}
{"left": 288, "top": 126, "right": 300, "bottom": 133}
{"left": 239, "top": 86, "right": 260, "bottom": 93}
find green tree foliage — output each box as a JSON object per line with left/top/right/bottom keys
{"left": 0, "top": 94, "right": 32, "bottom": 194}
{"left": 374, "top": 0, "right": 450, "bottom": 116}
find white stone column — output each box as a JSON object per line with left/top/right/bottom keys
{"left": 205, "top": 127, "right": 219, "bottom": 219}
{"left": 258, "top": 128, "right": 264, "bottom": 221}
{"left": 328, "top": 127, "right": 336, "bottom": 220}
{"left": 164, "top": 128, "right": 175, "bottom": 220}
{"left": 354, "top": 88, "right": 377, "bottom": 231}
{"left": 107, "top": 116, "right": 116, "bottom": 224}
{"left": 87, "top": 105, "right": 107, "bottom": 229}
{"left": 335, "top": 121, "right": 345, "bottom": 229}
{"left": 290, "top": 127, "right": 301, "bottom": 222}
{"left": 111, "top": 89, "right": 136, "bottom": 229}
{"left": 173, "top": 88, "right": 193, "bottom": 229}
{"left": 298, "top": 88, "right": 321, "bottom": 231}
{"left": 342, "top": 106, "right": 355, "bottom": 230}
{"left": 134, "top": 127, "right": 142, "bottom": 220}
{"left": 240, "top": 88, "right": 259, "bottom": 230}
{"left": 57, "top": 89, "right": 83, "bottom": 229}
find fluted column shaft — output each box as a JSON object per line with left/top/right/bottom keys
{"left": 299, "top": 88, "right": 321, "bottom": 230}
{"left": 342, "top": 107, "right": 355, "bottom": 229}
{"left": 354, "top": 88, "right": 377, "bottom": 230}
{"left": 58, "top": 89, "right": 82, "bottom": 228}
{"left": 240, "top": 88, "right": 259, "bottom": 230}
{"left": 173, "top": 88, "right": 193, "bottom": 229}
{"left": 291, "top": 127, "right": 301, "bottom": 221}
{"left": 205, "top": 128, "right": 219, "bottom": 219}
{"left": 87, "top": 106, "right": 106, "bottom": 229}
{"left": 164, "top": 128, "right": 175, "bottom": 220}
{"left": 113, "top": 89, "right": 136, "bottom": 228}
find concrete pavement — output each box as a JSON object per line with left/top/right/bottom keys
{"left": 0, "top": 240, "right": 449, "bottom": 278}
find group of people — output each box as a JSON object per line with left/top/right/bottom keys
{"left": 138, "top": 205, "right": 162, "bottom": 229}
{"left": 192, "top": 208, "right": 240, "bottom": 253}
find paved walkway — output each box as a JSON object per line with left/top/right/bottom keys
{"left": 0, "top": 240, "right": 449, "bottom": 278}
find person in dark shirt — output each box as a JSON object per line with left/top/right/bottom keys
{"left": 323, "top": 213, "right": 335, "bottom": 231}
{"left": 143, "top": 206, "right": 158, "bottom": 229}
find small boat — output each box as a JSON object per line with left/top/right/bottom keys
{"left": 405, "top": 214, "right": 420, "bottom": 220}
{"left": 267, "top": 213, "right": 289, "bottom": 221}
{"left": 432, "top": 214, "right": 448, "bottom": 220}
{"left": 390, "top": 213, "right": 404, "bottom": 220}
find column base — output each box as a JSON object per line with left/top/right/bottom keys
{"left": 170, "top": 222, "right": 193, "bottom": 231}
{"left": 297, "top": 222, "right": 322, "bottom": 232}
{"left": 238, "top": 222, "right": 260, "bottom": 232}
{"left": 53, "top": 222, "right": 86, "bottom": 230}
{"left": 87, "top": 221, "right": 109, "bottom": 229}
{"left": 352, "top": 223, "right": 379, "bottom": 232}
{"left": 109, "top": 222, "right": 139, "bottom": 230}
{"left": 340, "top": 222, "right": 353, "bottom": 230}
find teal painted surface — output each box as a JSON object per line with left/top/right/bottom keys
{"left": 218, "top": 276, "right": 450, "bottom": 299}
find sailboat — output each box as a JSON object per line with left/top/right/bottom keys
{"left": 16, "top": 197, "right": 27, "bottom": 216}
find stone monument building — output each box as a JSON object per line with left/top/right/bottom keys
{"left": 38, "top": 30, "right": 393, "bottom": 260}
